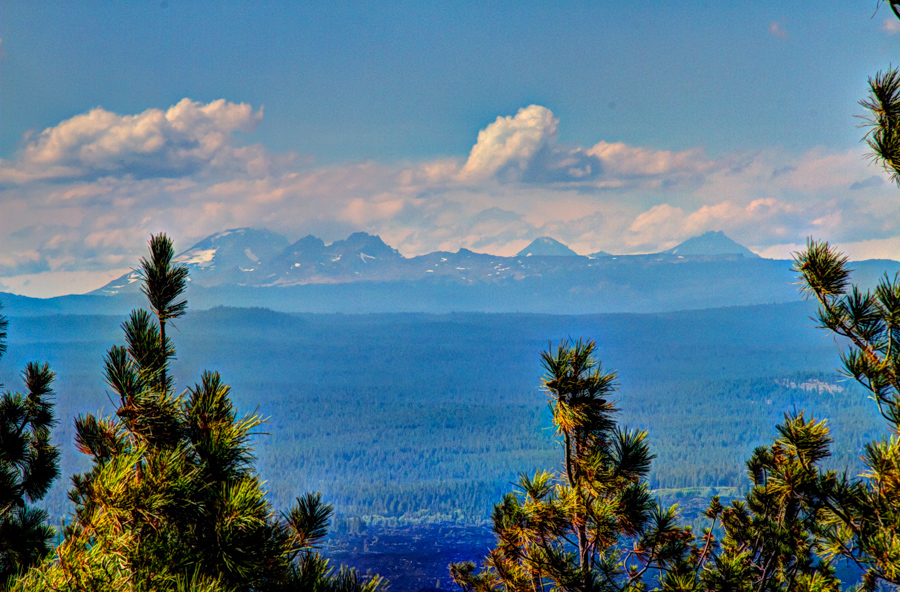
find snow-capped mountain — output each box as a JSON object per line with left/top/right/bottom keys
{"left": 264, "top": 232, "right": 406, "bottom": 285}
{"left": 172, "top": 228, "right": 291, "bottom": 286}
{"left": 95, "top": 228, "right": 766, "bottom": 298}
{"left": 99, "top": 228, "right": 290, "bottom": 293}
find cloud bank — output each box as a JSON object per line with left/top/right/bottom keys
{"left": 1, "top": 99, "right": 897, "bottom": 295}
{"left": 1, "top": 99, "right": 272, "bottom": 183}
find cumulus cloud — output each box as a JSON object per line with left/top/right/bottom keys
{"left": 0, "top": 99, "right": 277, "bottom": 183}
{"left": 459, "top": 105, "right": 558, "bottom": 182}
{"left": 456, "top": 104, "right": 714, "bottom": 190}
{"left": 3, "top": 100, "right": 900, "bottom": 295}
{"left": 458, "top": 105, "right": 601, "bottom": 184}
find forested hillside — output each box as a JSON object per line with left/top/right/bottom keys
{"left": 0, "top": 303, "right": 882, "bottom": 527}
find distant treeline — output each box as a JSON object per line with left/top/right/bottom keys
{"left": 0, "top": 304, "right": 882, "bottom": 524}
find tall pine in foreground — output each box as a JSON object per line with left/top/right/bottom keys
{"left": 787, "top": 241, "right": 900, "bottom": 588}
{"left": 11, "top": 234, "right": 384, "bottom": 592}
{"left": 664, "top": 47, "right": 900, "bottom": 591}
{"left": 0, "top": 306, "right": 59, "bottom": 589}
{"left": 760, "top": 36, "right": 900, "bottom": 588}
{"left": 450, "top": 339, "right": 693, "bottom": 592}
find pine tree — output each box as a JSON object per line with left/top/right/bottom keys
{"left": 761, "top": 28, "right": 900, "bottom": 585}
{"left": 10, "top": 234, "right": 384, "bottom": 592}
{"left": 451, "top": 339, "right": 692, "bottom": 592}
{"left": 0, "top": 365, "right": 58, "bottom": 587}
{"left": 695, "top": 412, "right": 846, "bottom": 592}
{"left": 786, "top": 241, "right": 900, "bottom": 589}
{"left": 0, "top": 305, "right": 59, "bottom": 589}
{"left": 137, "top": 233, "right": 188, "bottom": 390}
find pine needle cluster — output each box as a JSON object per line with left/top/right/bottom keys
{"left": 0, "top": 308, "right": 59, "bottom": 589}
{"left": 789, "top": 241, "right": 900, "bottom": 588}
{"left": 9, "top": 234, "right": 384, "bottom": 592}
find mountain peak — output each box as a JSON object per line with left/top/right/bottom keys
{"left": 330, "top": 232, "right": 400, "bottom": 259}
{"left": 516, "top": 237, "right": 578, "bottom": 257}
{"left": 661, "top": 231, "right": 759, "bottom": 258}
{"left": 589, "top": 250, "right": 613, "bottom": 258}
{"left": 173, "top": 228, "right": 290, "bottom": 268}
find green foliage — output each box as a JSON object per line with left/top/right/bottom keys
{"left": 790, "top": 241, "right": 900, "bottom": 587}
{"left": 635, "top": 242, "right": 900, "bottom": 590}
{"left": 451, "top": 339, "right": 693, "bottom": 592}
{"left": 651, "top": 237, "right": 900, "bottom": 589}
{"left": 138, "top": 234, "right": 189, "bottom": 324}
{"left": 0, "top": 306, "right": 59, "bottom": 588}
{"left": 696, "top": 412, "right": 845, "bottom": 591}
{"left": 138, "top": 233, "right": 189, "bottom": 389}
{"left": 861, "top": 66, "right": 900, "bottom": 185}
{"left": 9, "top": 235, "right": 383, "bottom": 592}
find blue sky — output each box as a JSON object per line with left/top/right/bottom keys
{"left": 1, "top": 2, "right": 900, "bottom": 296}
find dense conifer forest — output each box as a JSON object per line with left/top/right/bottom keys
{"left": 1, "top": 302, "right": 882, "bottom": 530}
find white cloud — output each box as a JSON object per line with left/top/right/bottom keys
{"left": 459, "top": 105, "right": 559, "bottom": 182}
{"left": 1, "top": 98, "right": 275, "bottom": 183}
{"left": 457, "top": 105, "right": 602, "bottom": 184}
{"left": 3, "top": 100, "right": 900, "bottom": 294}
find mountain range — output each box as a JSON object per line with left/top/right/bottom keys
{"left": 96, "top": 229, "right": 761, "bottom": 293}
{"left": 2, "top": 229, "right": 897, "bottom": 316}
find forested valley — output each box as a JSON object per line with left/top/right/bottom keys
{"left": 1, "top": 291, "right": 891, "bottom": 589}
{"left": 0, "top": 301, "right": 878, "bottom": 527}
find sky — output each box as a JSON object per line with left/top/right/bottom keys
{"left": 2, "top": 1, "right": 900, "bottom": 297}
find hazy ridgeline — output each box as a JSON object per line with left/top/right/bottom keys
{"left": 0, "top": 302, "right": 883, "bottom": 525}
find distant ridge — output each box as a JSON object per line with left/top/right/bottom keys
{"left": 661, "top": 231, "right": 759, "bottom": 258}
{"left": 86, "top": 227, "right": 792, "bottom": 312}
{"left": 94, "top": 228, "right": 767, "bottom": 298}
{"left": 96, "top": 228, "right": 405, "bottom": 294}
{"left": 516, "top": 237, "right": 578, "bottom": 257}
